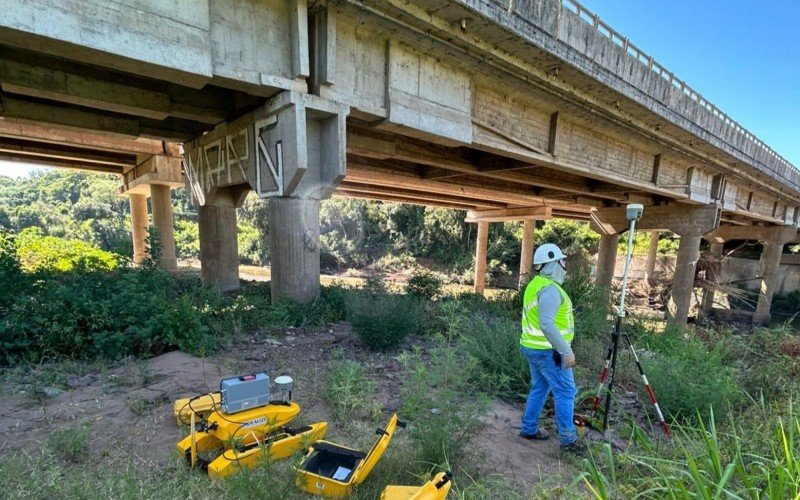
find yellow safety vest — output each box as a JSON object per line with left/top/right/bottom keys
{"left": 520, "top": 275, "right": 575, "bottom": 350}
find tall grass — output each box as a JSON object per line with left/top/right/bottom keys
{"left": 583, "top": 403, "right": 800, "bottom": 499}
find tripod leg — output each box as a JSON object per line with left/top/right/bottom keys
{"left": 592, "top": 342, "right": 615, "bottom": 416}
{"left": 601, "top": 330, "right": 620, "bottom": 440}
{"left": 623, "top": 333, "right": 671, "bottom": 438}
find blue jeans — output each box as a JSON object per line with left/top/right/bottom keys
{"left": 520, "top": 346, "right": 577, "bottom": 446}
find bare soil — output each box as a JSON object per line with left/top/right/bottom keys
{"left": 0, "top": 324, "right": 580, "bottom": 493}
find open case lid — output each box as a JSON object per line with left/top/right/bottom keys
{"left": 352, "top": 413, "right": 404, "bottom": 485}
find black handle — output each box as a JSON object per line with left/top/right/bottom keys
{"left": 435, "top": 471, "right": 453, "bottom": 489}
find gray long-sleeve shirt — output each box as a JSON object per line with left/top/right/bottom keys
{"left": 538, "top": 285, "right": 573, "bottom": 356}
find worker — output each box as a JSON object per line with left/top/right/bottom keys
{"left": 518, "top": 243, "right": 584, "bottom": 454}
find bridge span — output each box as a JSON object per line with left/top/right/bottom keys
{"left": 0, "top": 0, "right": 797, "bottom": 327}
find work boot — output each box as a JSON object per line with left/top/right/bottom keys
{"left": 560, "top": 440, "right": 587, "bottom": 456}
{"left": 519, "top": 429, "right": 550, "bottom": 441}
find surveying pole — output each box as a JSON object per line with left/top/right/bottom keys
{"left": 592, "top": 204, "right": 671, "bottom": 441}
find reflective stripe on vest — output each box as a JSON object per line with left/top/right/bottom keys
{"left": 520, "top": 275, "right": 575, "bottom": 350}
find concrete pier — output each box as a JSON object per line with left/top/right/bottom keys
{"left": 129, "top": 193, "right": 149, "bottom": 266}
{"left": 473, "top": 221, "right": 489, "bottom": 295}
{"left": 269, "top": 197, "right": 321, "bottom": 304}
{"left": 667, "top": 235, "right": 702, "bottom": 329}
{"left": 518, "top": 220, "right": 535, "bottom": 289}
{"left": 596, "top": 233, "right": 619, "bottom": 292}
{"left": 150, "top": 184, "right": 177, "bottom": 270}
{"left": 198, "top": 205, "right": 240, "bottom": 293}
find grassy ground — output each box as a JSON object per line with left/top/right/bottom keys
{"left": 2, "top": 262, "right": 799, "bottom": 499}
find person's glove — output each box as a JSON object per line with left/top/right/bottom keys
{"left": 563, "top": 353, "right": 576, "bottom": 369}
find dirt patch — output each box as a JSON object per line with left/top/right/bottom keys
{"left": 0, "top": 351, "right": 223, "bottom": 459}
{"left": 474, "top": 400, "right": 574, "bottom": 491}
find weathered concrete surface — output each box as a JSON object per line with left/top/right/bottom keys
{"left": 150, "top": 184, "right": 177, "bottom": 271}
{"left": 129, "top": 193, "right": 148, "bottom": 266}
{"left": 753, "top": 241, "right": 784, "bottom": 325}
{"left": 518, "top": 220, "right": 535, "bottom": 289}
{"left": 198, "top": 205, "right": 240, "bottom": 292}
{"left": 474, "top": 221, "right": 489, "bottom": 294}
{"left": 268, "top": 197, "right": 321, "bottom": 303}
{"left": 596, "top": 232, "right": 618, "bottom": 293}
{"left": 667, "top": 234, "right": 702, "bottom": 329}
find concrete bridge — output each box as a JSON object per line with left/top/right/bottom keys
{"left": 0, "top": 0, "right": 798, "bottom": 327}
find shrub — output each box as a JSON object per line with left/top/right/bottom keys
{"left": 399, "top": 347, "right": 490, "bottom": 466}
{"left": 48, "top": 425, "right": 91, "bottom": 463}
{"left": 460, "top": 312, "right": 529, "bottom": 399}
{"left": 15, "top": 227, "right": 119, "bottom": 273}
{"left": 640, "top": 330, "right": 740, "bottom": 422}
{"left": 405, "top": 269, "right": 444, "bottom": 300}
{"left": 0, "top": 267, "right": 229, "bottom": 364}
{"left": 350, "top": 293, "right": 423, "bottom": 351}
{"left": 324, "top": 359, "right": 379, "bottom": 423}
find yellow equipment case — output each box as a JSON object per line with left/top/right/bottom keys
{"left": 177, "top": 402, "right": 301, "bottom": 463}
{"left": 381, "top": 471, "right": 453, "bottom": 500}
{"left": 208, "top": 422, "right": 328, "bottom": 479}
{"left": 295, "top": 413, "right": 404, "bottom": 498}
{"left": 173, "top": 392, "right": 221, "bottom": 425}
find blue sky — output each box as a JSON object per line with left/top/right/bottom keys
{"left": 577, "top": 0, "right": 800, "bottom": 166}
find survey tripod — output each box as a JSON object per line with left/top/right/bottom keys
{"left": 591, "top": 204, "right": 671, "bottom": 440}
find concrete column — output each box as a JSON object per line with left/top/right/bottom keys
{"left": 667, "top": 234, "right": 702, "bottom": 329}
{"left": 700, "top": 242, "right": 723, "bottom": 317}
{"left": 198, "top": 205, "right": 240, "bottom": 292}
{"left": 269, "top": 197, "right": 321, "bottom": 304}
{"left": 753, "top": 241, "right": 785, "bottom": 325}
{"left": 596, "top": 233, "right": 619, "bottom": 292}
{"left": 149, "top": 184, "right": 177, "bottom": 270}
{"left": 129, "top": 193, "right": 149, "bottom": 266}
{"left": 474, "top": 221, "right": 489, "bottom": 295}
{"left": 644, "top": 230, "right": 660, "bottom": 284}
{"left": 518, "top": 220, "right": 535, "bottom": 289}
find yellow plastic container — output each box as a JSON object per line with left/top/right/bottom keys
{"left": 208, "top": 422, "right": 328, "bottom": 479}
{"left": 381, "top": 471, "right": 453, "bottom": 500}
{"left": 177, "top": 402, "right": 301, "bottom": 461}
{"left": 173, "top": 392, "right": 221, "bottom": 425}
{"left": 295, "top": 413, "right": 404, "bottom": 498}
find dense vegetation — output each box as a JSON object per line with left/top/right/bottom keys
{"left": 2, "top": 169, "right": 800, "bottom": 498}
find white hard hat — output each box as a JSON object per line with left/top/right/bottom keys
{"left": 533, "top": 243, "right": 566, "bottom": 265}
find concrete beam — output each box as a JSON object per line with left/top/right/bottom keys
{"left": 183, "top": 91, "right": 347, "bottom": 206}
{"left": 465, "top": 206, "right": 551, "bottom": 223}
{"left": 593, "top": 205, "right": 721, "bottom": 236}
{"left": 704, "top": 225, "right": 798, "bottom": 244}
{"left": 117, "top": 154, "right": 183, "bottom": 196}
